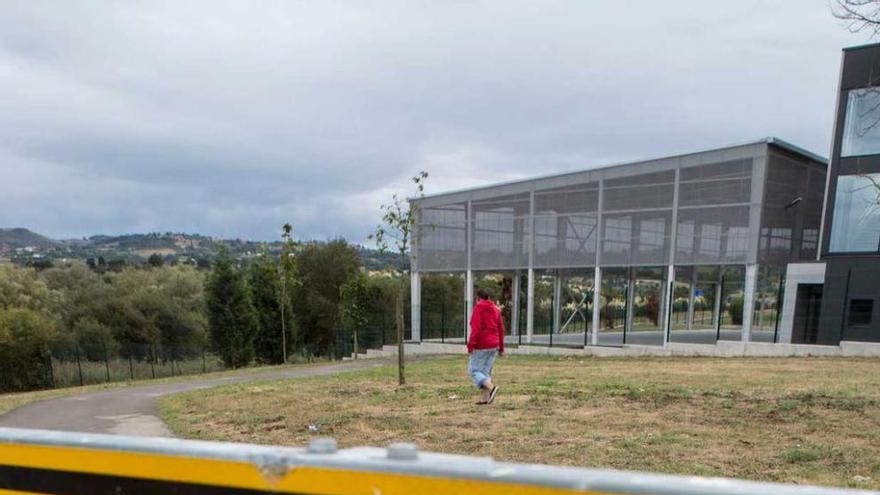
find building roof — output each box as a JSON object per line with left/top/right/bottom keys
{"left": 842, "top": 41, "right": 880, "bottom": 52}
{"left": 414, "top": 137, "right": 826, "bottom": 203}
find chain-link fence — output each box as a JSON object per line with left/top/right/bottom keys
{"left": 333, "top": 325, "right": 395, "bottom": 359}
{"left": 18, "top": 342, "right": 225, "bottom": 391}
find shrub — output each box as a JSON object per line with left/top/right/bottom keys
{"left": 0, "top": 308, "right": 59, "bottom": 392}
{"left": 728, "top": 296, "right": 744, "bottom": 325}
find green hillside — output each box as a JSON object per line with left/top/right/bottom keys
{"left": 0, "top": 229, "right": 408, "bottom": 271}
{"left": 0, "top": 228, "right": 58, "bottom": 249}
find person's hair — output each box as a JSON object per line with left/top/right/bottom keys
{"left": 476, "top": 289, "right": 491, "bottom": 300}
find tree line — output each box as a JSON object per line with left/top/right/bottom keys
{"left": 0, "top": 237, "right": 406, "bottom": 392}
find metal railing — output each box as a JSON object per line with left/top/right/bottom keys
{"left": 0, "top": 427, "right": 873, "bottom": 495}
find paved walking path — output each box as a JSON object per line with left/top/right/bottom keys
{"left": 0, "top": 359, "right": 392, "bottom": 437}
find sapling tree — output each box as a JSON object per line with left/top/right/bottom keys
{"left": 277, "top": 223, "right": 299, "bottom": 363}
{"left": 371, "top": 171, "right": 428, "bottom": 386}
{"left": 340, "top": 271, "right": 370, "bottom": 359}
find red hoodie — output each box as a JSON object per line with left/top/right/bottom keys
{"left": 468, "top": 299, "right": 505, "bottom": 353}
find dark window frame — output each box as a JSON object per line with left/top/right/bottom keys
{"left": 847, "top": 298, "right": 875, "bottom": 328}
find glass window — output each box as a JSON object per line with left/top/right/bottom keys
{"left": 842, "top": 88, "right": 880, "bottom": 157}
{"left": 829, "top": 174, "right": 880, "bottom": 253}
{"left": 848, "top": 299, "right": 874, "bottom": 327}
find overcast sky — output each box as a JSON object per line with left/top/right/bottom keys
{"left": 0, "top": 1, "right": 868, "bottom": 242}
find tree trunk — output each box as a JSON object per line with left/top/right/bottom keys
{"left": 280, "top": 295, "right": 288, "bottom": 364}
{"left": 396, "top": 286, "right": 405, "bottom": 386}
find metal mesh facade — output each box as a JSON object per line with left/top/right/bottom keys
{"left": 415, "top": 141, "right": 826, "bottom": 272}
{"left": 412, "top": 139, "right": 827, "bottom": 347}
{"left": 757, "top": 148, "right": 827, "bottom": 265}
{"left": 416, "top": 202, "right": 468, "bottom": 271}
{"left": 470, "top": 193, "right": 531, "bottom": 270}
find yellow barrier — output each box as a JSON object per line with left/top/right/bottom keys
{"left": 0, "top": 428, "right": 873, "bottom": 495}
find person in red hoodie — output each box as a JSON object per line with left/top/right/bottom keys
{"left": 468, "top": 289, "right": 504, "bottom": 405}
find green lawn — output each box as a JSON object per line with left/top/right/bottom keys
{"left": 161, "top": 355, "right": 880, "bottom": 490}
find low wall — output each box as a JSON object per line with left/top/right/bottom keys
{"left": 374, "top": 340, "right": 880, "bottom": 358}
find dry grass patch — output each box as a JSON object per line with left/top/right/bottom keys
{"left": 160, "top": 356, "right": 880, "bottom": 490}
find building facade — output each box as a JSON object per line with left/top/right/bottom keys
{"left": 410, "top": 139, "right": 827, "bottom": 348}
{"left": 779, "top": 43, "right": 880, "bottom": 346}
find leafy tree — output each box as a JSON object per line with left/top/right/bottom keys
{"left": 0, "top": 265, "right": 53, "bottom": 313}
{"left": 0, "top": 307, "right": 59, "bottom": 392}
{"left": 28, "top": 258, "right": 54, "bottom": 271}
{"left": 72, "top": 316, "right": 117, "bottom": 361}
{"left": 152, "top": 266, "right": 208, "bottom": 357}
{"left": 294, "top": 240, "right": 360, "bottom": 357}
{"left": 277, "top": 223, "right": 299, "bottom": 362}
{"left": 421, "top": 274, "right": 464, "bottom": 339}
{"left": 206, "top": 252, "right": 258, "bottom": 368}
{"left": 147, "top": 253, "right": 165, "bottom": 268}
{"left": 340, "top": 271, "right": 370, "bottom": 356}
{"left": 107, "top": 258, "right": 127, "bottom": 272}
{"left": 248, "top": 254, "right": 293, "bottom": 364}
{"left": 370, "top": 171, "right": 428, "bottom": 385}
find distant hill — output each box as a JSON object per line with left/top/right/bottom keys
{"left": 0, "top": 229, "right": 408, "bottom": 271}
{"left": 0, "top": 228, "right": 58, "bottom": 249}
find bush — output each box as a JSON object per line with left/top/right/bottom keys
{"left": 0, "top": 308, "right": 58, "bottom": 392}
{"left": 728, "top": 296, "right": 744, "bottom": 325}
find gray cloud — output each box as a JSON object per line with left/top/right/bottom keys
{"left": 0, "top": 1, "right": 864, "bottom": 242}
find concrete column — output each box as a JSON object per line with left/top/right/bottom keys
{"left": 712, "top": 280, "right": 723, "bottom": 331}
{"left": 591, "top": 266, "right": 601, "bottom": 346}
{"left": 410, "top": 272, "right": 421, "bottom": 342}
{"left": 511, "top": 271, "right": 521, "bottom": 337}
{"left": 625, "top": 269, "right": 635, "bottom": 340}
{"left": 756, "top": 266, "right": 767, "bottom": 331}
{"left": 663, "top": 265, "right": 675, "bottom": 346}
{"left": 465, "top": 199, "right": 473, "bottom": 342}
{"left": 526, "top": 189, "right": 535, "bottom": 345}
{"left": 741, "top": 264, "right": 758, "bottom": 342}
{"left": 552, "top": 273, "right": 562, "bottom": 336}
{"left": 526, "top": 268, "right": 535, "bottom": 344}
{"left": 465, "top": 270, "right": 474, "bottom": 341}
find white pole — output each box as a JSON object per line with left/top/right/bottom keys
{"left": 553, "top": 275, "right": 562, "bottom": 336}
{"left": 591, "top": 266, "right": 601, "bottom": 346}
{"left": 410, "top": 272, "right": 421, "bottom": 342}
{"left": 511, "top": 272, "right": 521, "bottom": 337}
{"left": 663, "top": 265, "right": 674, "bottom": 347}
{"left": 742, "top": 264, "right": 758, "bottom": 342}
{"left": 687, "top": 268, "right": 696, "bottom": 331}
{"left": 465, "top": 270, "right": 474, "bottom": 342}
{"left": 526, "top": 268, "right": 535, "bottom": 344}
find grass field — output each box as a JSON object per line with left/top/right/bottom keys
{"left": 161, "top": 356, "right": 880, "bottom": 490}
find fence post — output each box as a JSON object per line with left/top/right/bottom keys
{"left": 150, "top": 345, "right": 156, "bottom": 379}
{"left": 128, "top": 351, "right": 134, "bottom": 381}
{"left": 75, "top": 344, "right": 84, "bottom": 387}
{"left": 202, "top": 348, "right": 206, "bottom": 373}
{"left": 102, "top": 341, "right": 110, "bottom": 382}
{"left": 441, "top": 300, "right": 446, "bottom": 343}
{"left": 170, "top": 358, "right": 175, "bottom": 377}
